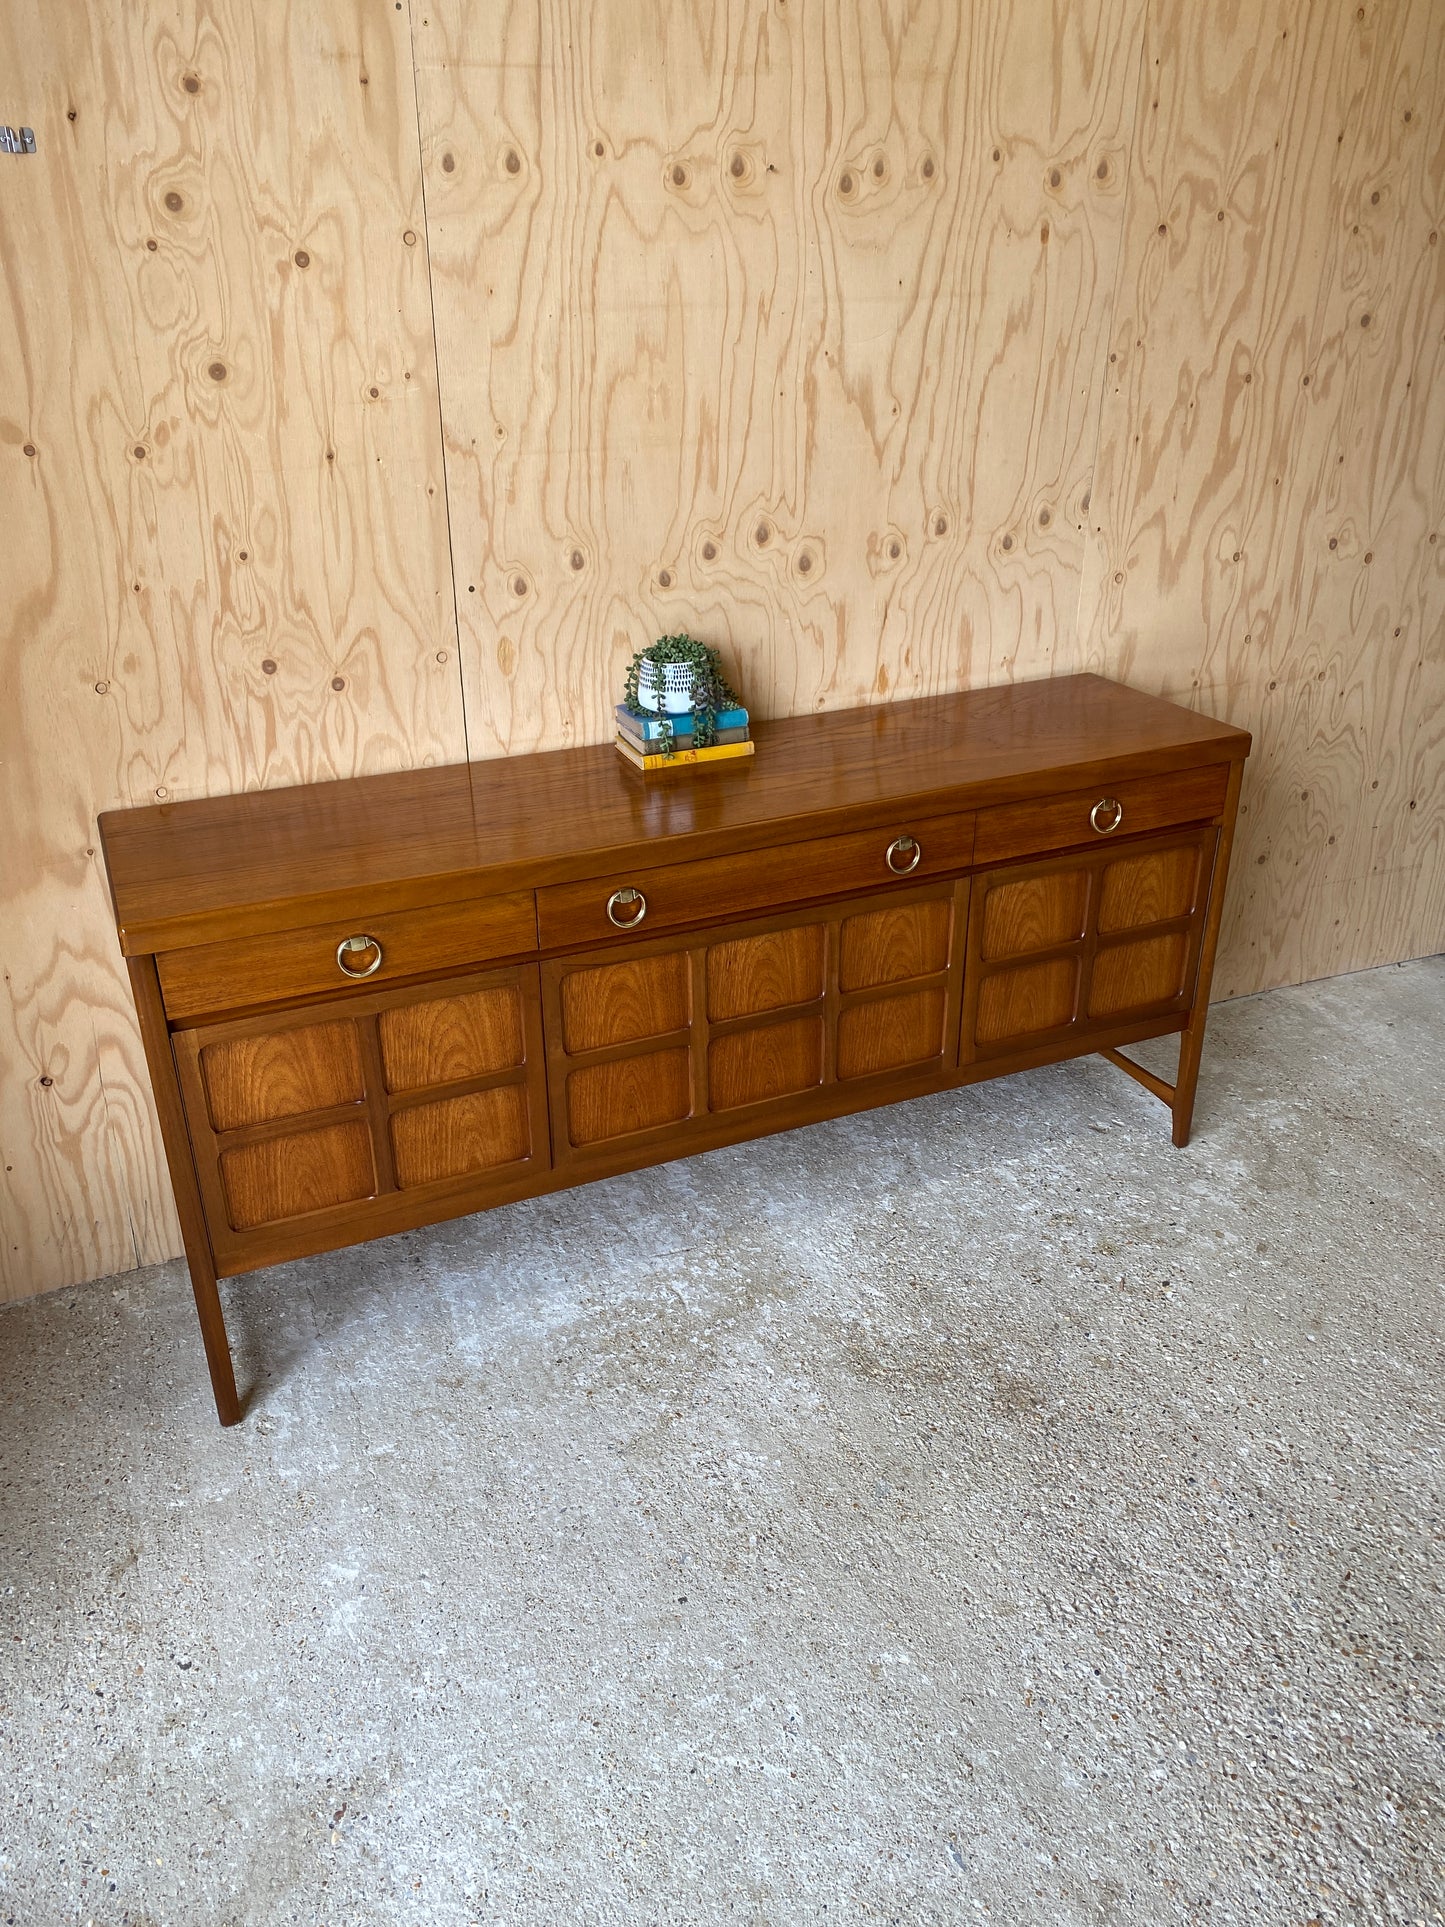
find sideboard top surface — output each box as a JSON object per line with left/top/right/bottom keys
{"left": 100, "top": 674, "right": 1250, "bottom": 956}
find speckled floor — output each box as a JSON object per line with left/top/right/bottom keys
{"left": 2, "top": 958, "right": 1442, "bottom": 1927}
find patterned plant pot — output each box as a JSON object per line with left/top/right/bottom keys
{"left": 636, "top": 661, "right": 696, "bottom": 715}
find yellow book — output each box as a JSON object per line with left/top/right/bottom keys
{"left": 615, "top": 734, "right": 754, "bottom": 772}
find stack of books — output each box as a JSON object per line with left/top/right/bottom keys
{"left": 615, "top": 702, "right": 754, "bottom": 772}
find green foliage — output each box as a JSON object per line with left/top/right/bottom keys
{"left": 622, "top": 634, "right": 740, "bottom": 757}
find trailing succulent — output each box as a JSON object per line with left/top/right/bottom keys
{"left": 622, "top": 634, "right": 740, "bottom": 757}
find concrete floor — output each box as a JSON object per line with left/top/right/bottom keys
{"left": 1, "top": 960, "right": 1442, "bottom": 1927}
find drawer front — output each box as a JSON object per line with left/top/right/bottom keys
{"left": 158, "top": 891, "right": 537, "bottom": 1020}
{"left": 536, "top": 812, "right": 976, "bottom": 951}
{"left": 974, "top": 764, "right": 1228, "bottom": 867}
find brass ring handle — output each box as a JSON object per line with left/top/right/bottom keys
{"left": 336, "top": 934, "right": 384, "bottom": 979}
{"left": 885, "top": 834, "right": 922, "bottom": 875}
{"left": 1090, "top": 797, "right": 1124, "bottom": 835}
{"left": 606, "top": 886, "right": 648, "bottom": 930}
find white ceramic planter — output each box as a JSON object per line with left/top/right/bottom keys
{"left": 636, "top": 661, "right": 695, "bottom": 715}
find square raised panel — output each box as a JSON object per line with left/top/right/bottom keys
{"left": 201, "top": 1022, "right": 363, "bottom": 1133}
{"left": 837, "top": 988, "right": 946, "bottom": 1078}
{"left": 219, "top": 1121, "right": 374, "bottom": 1230}
{"left": 707, "top": 924, "right": 824, "bottom": 1022}
{"left": 708, "top": 1016, "right": 823, "bottom": 1111}
{"left": 838, "top": 900, "right": 950, "bottom": 991}
{"left": 378, "top": 986, "right": 523, "bottom": 1092}
{"left": 1088, "top": 933, "right": 1190, "bottom": 1018}
{"left": 1097, "top": 845, "right": 1202, "bottom": 933}
{"left": 390, "top": 1086, "right": 530, "bottom": 1187}
{"left": 561, "top": 953, "right": 690, "bottom": 1054}
{"left": 566, "top": 1048, "right": 692, "bottom": 1146}
{"left": 975, "top": 957, "right": 1079, "bottom": 1044}
{"left": 980, "top": 871, "right": 1089, "bottom": 961}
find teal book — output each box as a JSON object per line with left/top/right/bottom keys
{"left": 616, "top": 703, "right": 748, "bottom": 741}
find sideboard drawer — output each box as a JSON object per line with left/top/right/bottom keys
{"left": 157, "top": 892, "right": 537, "bottom": 1020}
{"left": 974, "top": 763, "right": 1229, "bottom": 866}
{"left": 536, "top": 812, "right": 976, "bottom": 950}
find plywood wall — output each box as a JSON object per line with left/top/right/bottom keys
{"left": 1, "top": 0, "right": 1441, "bottom": 1303}
{"left": 1076, "top": 0, "right": 1445, "bottom": 996}
{"left": 0, "top": 0, "right": 461, "bottom": 1299}
{"left": 413, "top": 0, "right": 1144, "bottom": 751}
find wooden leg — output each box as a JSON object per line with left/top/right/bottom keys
{"left": 125, "top": 954, "right": 243, "bottom": 1426}
{"left": 1169, "top": 755, "right": 1246, "bottom": 1149}
{"left": 185, "top": 1247, "right": 242, "bottom": 1426}
{"left": 1099, "top": 755, "right": 1248, "bottom": 1149}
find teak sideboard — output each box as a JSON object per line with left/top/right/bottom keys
{"left": 100, "top": 675, "right": 1251, "bottom": 1425}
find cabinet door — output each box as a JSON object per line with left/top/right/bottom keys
{"left": 542, "top": 881, "right": 968, "bottom": 1167}
{"left": 173, "top": 964, "right": 550, "bottom": 1270}
{"left": 960, "top": 829, "right": 1216, "bottom": 1062}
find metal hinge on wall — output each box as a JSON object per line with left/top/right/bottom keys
{"left": 1, "top": 127, "right": 37, "bottom": 154}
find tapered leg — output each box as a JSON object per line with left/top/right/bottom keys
{"left": 1171, "top": 756, "right": 1246, "bottom": 1149}
{"left": 126, "top": 953, "right": 243, "bottom": 1425}
{"left": 185, "top": 1247, "right": 241, "bottom": 1425}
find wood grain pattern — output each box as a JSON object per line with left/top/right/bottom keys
{"left": 1088, "top": 932, "right": 1190, "bottom": 1020}
{"left": 565, "top": 1048, "right": 693, "bottom": 1146}
{"left": 975, "top": 958, "right": 1080, "bottom": 1046}
{"left": 981, "top": 871, "right": 1091, "bottom": 961}
{"left": 836, "top": 989, "right": 946, "bottom": 1080}
{"left": 838, "top": 900, "right": 951, "bottom": 992}
{"left": 0, "top": 0, "right": 460, "bottom": 1298}
{"left": 377, "top": 986, "right": 525, "bottom": 1092}
{"left": 389, "top": 1085, "right": 530, "bottom": 1189}
{"left": 1097, "top": 844, "right": 1201, "bottom": 933}
{"left": 219, "top": 1120, "right": 375, "bottom": 1232}
{"left": 200, "top": 1021, "right": 363, "bottom": 1133}
{"left": 708, "top": 1016, "right": 825, "bottom": 1112}
{"left": 560, "top": 953, "right": 692, "bottom": 1054}
{"left": 707, "top": 925, "right": 826, "bottom": 1022}
{"left": 1077, "top": 0, "right": 1445, "bottom": 995}
{"left": 412, "top": 0, "right": 1144, "bottom": 753}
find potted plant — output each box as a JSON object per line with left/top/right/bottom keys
{"left": 623, "top": 634, "right": 740, "bottom": 757}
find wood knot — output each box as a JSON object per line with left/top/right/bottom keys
{"left": 504, "top": 149, "right": 521, "bottom": 175}
{"left": 208, "top": 361, "right": 227, "bottom": 382}
{"left": 442, "top": 152, "right": 455, "bottom": 173}
{"left": 261, "top": 659, "right": 277, "bottom": 675}
{"left": 701, "top": 540, "right": 717, "bottom": 562}
{"left": 294, "top": 249, "right": 310, "bottom": 268}
{"left": 164, "top": 191, "right": 184, "bottom": 212}
{"left": 182, "top": 74, "right": 200, "bottom": 94}
{"left": 331, "top": 676, "right": 346, "bottom": 691}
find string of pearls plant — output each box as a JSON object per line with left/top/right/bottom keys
{"left": 623, "top": 634, "right": 740, "bottom": 758}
